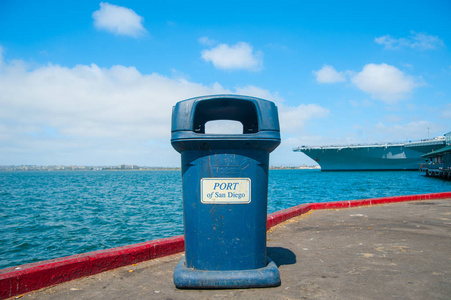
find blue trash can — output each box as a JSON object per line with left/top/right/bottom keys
{"left": 171, "top": 95, "right": 281, "bottom": 288}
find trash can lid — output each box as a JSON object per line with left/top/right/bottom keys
{"left": 171, "top": 94, "right": 280, "bottom": 134}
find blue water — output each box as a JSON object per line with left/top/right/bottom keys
{"left": 0, "top": 170, "right": 450, "bottom": 270}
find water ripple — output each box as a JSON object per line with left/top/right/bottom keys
{"left": 1, "top": 169, "right": 450, "bottom": 269}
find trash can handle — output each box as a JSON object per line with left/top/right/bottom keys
{"left": 192, "top": 98, "right": 259, "bottom": 134}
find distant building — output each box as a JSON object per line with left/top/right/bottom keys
{"left": 119, "top": 164, "right": 139, "bottom": 170}
{"left": 420, "top": 131, "right": 451, "bottom": 180}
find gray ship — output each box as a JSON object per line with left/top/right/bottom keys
{"left": 294, "top": 137, "right": 446, "bottom": 171}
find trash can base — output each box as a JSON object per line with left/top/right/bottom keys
{"left": 173, "top": 257, "right": 281, "bottom": 289}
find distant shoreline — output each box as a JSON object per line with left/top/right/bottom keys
{"left": 0, "top": 165, "right": 320, "bottom": 172}
{"left": 0, "top": 166, "right": 179, "bottom": 172}
{"left": 270, "top": 166, "right": 320, "bottom": 170}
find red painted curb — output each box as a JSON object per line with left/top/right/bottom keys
{"left": 266, "top": 204, "right": 311, "bottom": 230}
{"left": 1, "top": 192, "right": 450, "bottom": 299}
{"left": 0, "top": 236, "right": 184, "bottom": 299}
{"left": 309, "top": 192, "right": 451, "bottom": 210}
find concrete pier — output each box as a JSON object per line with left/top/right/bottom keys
{"left": 10, "top": 198, "right": 450, "bottom": 300}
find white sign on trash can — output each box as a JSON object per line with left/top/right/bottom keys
{"left": 201, "top": 178, "right": 251, "bottom": 204}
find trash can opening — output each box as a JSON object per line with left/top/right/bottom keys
{"left": 192, "top": 98, "right": 258, "bottom": 134}
{"left": 204, "top": 120, "right": 244, "bottom": 134}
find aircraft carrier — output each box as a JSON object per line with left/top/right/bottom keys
{"left": 294, "top": 137, "right": 446, "bottom": 171}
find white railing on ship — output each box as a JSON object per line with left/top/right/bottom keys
{"left": 293, "top": 137, "right": 445, "bottom": 151}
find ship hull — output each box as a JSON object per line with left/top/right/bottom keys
{"left": 295, "top": 141, "right": 446, "bottom": 171}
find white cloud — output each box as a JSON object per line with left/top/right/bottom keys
{"left": 349, "top": 99, "right": 373, "bottom": 108}
{"left": 442, "top": 103, "right": 451, "bottom": 119}
{"left": 383, "top": 115, "right": 403, "bottom": 123}
{"left": 92, "top": 2, "right": 147, "bottom": 38}
{"left": 375, "top": 31, "right": 444, "bottom": 50}
{"left": 278, "top": 103, "right": 330, "bottom": 134}
{"left": 0, "top": 57, "right": 230, "bottom": 166}
{"left": 198, "top": 36, "right": 216, "bottom": 47}
{"left": 230, "top": 85, "right": 329, "bottom": 167}
{"left": 0, "top": 53, "right": 331, "bottom": 166}
{"left": 312, "top": 63, "right": 420, "bottom": 104}
{"left": 271, "top": 136, "right": 319, "bottom": 167}
{"left": 233, "top": 85, "right": 329, "bottom": 134}
{"left": 0, "top": 46, "right": 332, "bottom": 166}
{"left": 234, "top": 85, "right": 282, "bottom": 102}
{"left": 373, "top": 121, "right": 437, "bottom": 141}
{"left": 201, "top": 42, "right": 263, "bottom": 71}
{"left": 351, "top": 63, "right": 416, "bottom": 103}
{"left": 374, "top": 35, "right": 409, "bottom": 50}
{"left": 0, "top": 45, "right": 4, "bottom": 70}
{"left": 313, "top": 65, "right": 346, "bottom": 83}
{"left": 411, "top": 32, "right": 445, "bottom": 50}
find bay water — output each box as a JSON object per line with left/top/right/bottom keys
{"left": 1, "top": 169, "right": 450, "bottom": 270}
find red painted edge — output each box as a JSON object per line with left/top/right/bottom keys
{"left": 1, "top": 192, "right": 450, "bottom": 299}
{"left": 266, "top": 204, "right": 311, "bottom": 230}
{"left": 0, "top": 236, "right": 184, "bottom": 299}
{"left": 309, "top": 191, "right": 451, "bottom": 210}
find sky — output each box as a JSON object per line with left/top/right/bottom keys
{"left": 0, "top": 0, "right": 450, "bottom": 167}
